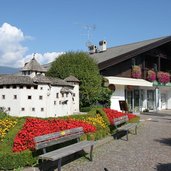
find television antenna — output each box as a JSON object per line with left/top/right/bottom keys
{"left": 83, "top": 24, "right": 96, "bottom": 47}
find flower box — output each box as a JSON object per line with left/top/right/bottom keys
{"left": 147, "top": 70, "right": 156, "bottom": 82}
{"left": 132, "top": 66, "right": 141, "bottom": 79}
{"left": 157, "top": 71, "right": 170, "bottom": 84}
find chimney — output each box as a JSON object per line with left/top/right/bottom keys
{"left": 99, "top": 40, "right": 107, "bottom": 52}
{"left": 88, "top": 45, "right": 97, "bottom": 54}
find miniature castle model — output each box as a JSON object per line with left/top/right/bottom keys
{"left": 0, "top": 57, "right": 80, "bottom": 118}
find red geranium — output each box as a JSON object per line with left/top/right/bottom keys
{"left": 103, "top": 108, "right": 136, "bottom": 125}
{"left": 13, "top": 118, "right": 96, "bottom": 152}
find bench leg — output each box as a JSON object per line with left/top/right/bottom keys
{"left": 135, "top": 125, "right": 137, "bottom": 135}
{"left": 126, "top": 130, "right": 129, "bottom": 141}
{"left": 90, "top": 145, "right": 94, "bottom": 161}
{"left": 58, "top": 158, "right": 62, "bottom": 171}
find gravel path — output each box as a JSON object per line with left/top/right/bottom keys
{"left": 61, "top": 113, "right": 171, "bottom": 171}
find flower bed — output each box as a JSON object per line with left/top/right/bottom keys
{"left": 13, "top": 118, "right": 96, "bottom": 152}
{"left": 103, "top": 108, "right": 136, "bottom": 125}
{"left": 0, "top": 118, "right": 17, "bottom": 142}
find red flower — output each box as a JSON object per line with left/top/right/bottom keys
{"left": 13, "top": 118, "right": 96, "bottom": 152}
{"left": 103, "top": 108, "right": 136, "bottom": 125}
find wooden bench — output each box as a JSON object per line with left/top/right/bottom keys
{"left": 113, "top": 115, "right": 138, "bottom": 141}
{"left": 34, "top": 127, "right": 95, "bottom": 171}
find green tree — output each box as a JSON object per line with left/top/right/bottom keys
{"left": 47, "top": 51, "right": 103, "bottom": 107}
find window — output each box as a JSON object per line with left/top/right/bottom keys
{"left": 19, "top": 86, "right": 23, "bottom": 89}
{"left": 2, "top": 95, "right": 5, "bottom": 99}
{"left": 56, "top": 93, "right": 59, "bottom": 98}
{"left": 13, "top": 85, "right": 17, "bottom": 89}
{"left": 6, "top": 85, "right": 10, "bottom": 89}
{"left": 32, "top": 108, "right": 35, "bottom": 111}
{"left": 54, "top": 101, "right": 56, "bottom": 105}
{"left": 40, "top": 87, "right": 43, "bottom": 90}
{"left": 0, "top": 86, "right": 3, "bottom": 89}
{"left": 21, "top": 108, "right": 25, "bottom": 111}
{"left": 41, "top": 108, "right": 44, "bottom": 112}
{"left": 26, "top": 86, "right": 31, "bottom": 89}
{"left": 62, "top": 93, "right": 64, "bottom": 98}
{"left": 39, "top": 96, "right": 43, "bottom": 100}
{"left": 34, "top": 86, "right": 38, "bottom": 89}
{"left": 28, "top": 95, "right": 32, "bottom": 99}
{"left": 66, "top": 93, "right": 68, "bottom": 97}
{"left": 14, "top": 95, "right": 17, "bottom": 99}
{"left": 8, "top": 107, "right": 10, "bottom": 111}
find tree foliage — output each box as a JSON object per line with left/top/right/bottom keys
{"left": 47, "top": 51, "right": 103, "bottom": 107}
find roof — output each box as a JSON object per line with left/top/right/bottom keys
{"left": 0, "top": 75, "right": 73, "bottom": 87}
{"left": 64, "top": 75, "right": 80, "bottom": 82}
{"left": 105, "top": 76, "right": 153, "bottom": 87}
{"left": 90, "top": 36, "right": 171, "bottom": 70}
{"left": 22, "top": 57, "right": 46, "bottom": 72}
{"left": 0, "top": 75, "right": 35, "bottom": 85}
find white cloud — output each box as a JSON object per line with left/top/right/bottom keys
{"left": 0, "top": 23, "right": 64, "bottom": 68}
{"left": 18, "top": 52, "right": 64, "bottom": 67}
{"left": 0, "top": 23, "right": 27, "bottom": 67}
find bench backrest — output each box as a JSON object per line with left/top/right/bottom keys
{"left": 113, "top": 115, "right": 128, "bottom": 126}
{"left": 34, "top": 127, "right": 84, "bottom": 150}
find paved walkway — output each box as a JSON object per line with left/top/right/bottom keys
{"left": 24, "top": 112, "right": 171, "bottom": 171}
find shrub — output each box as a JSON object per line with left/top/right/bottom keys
{"left": 0, "top": 150, "right": 36, "bottom": 170}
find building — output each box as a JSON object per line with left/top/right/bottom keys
{"left": 0, "top": 57, "right": 80, "bottom": 118}
{"left": 90, "top": 36, "right": 171, "bottom": 113}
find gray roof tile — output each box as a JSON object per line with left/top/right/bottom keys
{"left": 22, "top": 57, "right": 46, "bottom": 72}
{"left": 64, "top": 75, "right": 80, "bottom": 82}
{"left": 90, "top": 36, "right": 170, "bottom": 64}
{"left": 0, "top": 75, "right": 73, "bottom": 87}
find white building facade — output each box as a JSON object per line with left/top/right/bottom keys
{"left": 0, "top": 58, "right": 80, "bottom": 118}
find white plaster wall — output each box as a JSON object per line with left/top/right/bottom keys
{"left": 110, "top": 85, "right": 125, "bottom": 111}
{"left": 72, "top": 83, "right": 79, "bottom": 113}
{"left": 0, "top": 84, "right": 78, "bottom": 118}
{"left": 0, "top": 86, "right": 21, "bottom": 116}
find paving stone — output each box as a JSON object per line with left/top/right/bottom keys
{"left": 24, "top": 112, "right": 171, "bottom": 171}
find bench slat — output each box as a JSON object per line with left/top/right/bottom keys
{"left": 35, "top": 132, "right": 83, "bottom": 150}
{"left": 34, "top": 127, "right": 83, "bottom": 142}
{"left": 38, "top": 141, "right": 95, "bottom": 161}
{"left": 117, "top": 123, "right": 137, "bottom": 131}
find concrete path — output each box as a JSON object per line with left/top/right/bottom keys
{"left": 24, "top": 112, "right": 171, "bottom": 171}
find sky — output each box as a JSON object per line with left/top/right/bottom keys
{"left": 0, "top": 0, "right": 171, "bottom": 67}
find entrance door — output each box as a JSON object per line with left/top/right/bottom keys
{"left": 134, "top": 89, "right": 140, "bottom": 112}
{"left": 161, "top": 93, "right": 167, "bottom": 109}
{"left": 147, "top": 90, "right": 155, "bottom": 110}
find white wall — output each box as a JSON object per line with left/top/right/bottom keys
{"left": 110, "top": 85, "right": 125, "bottom": 111}
{"left": 0, "top": 84, "right": 79, "bottom": 118}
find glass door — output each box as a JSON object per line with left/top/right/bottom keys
{"left": 134, "top": 89, "right": 140, "bottom": 112}
{"left": 147, "top": 90, "right": 155, "bottom": 110}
